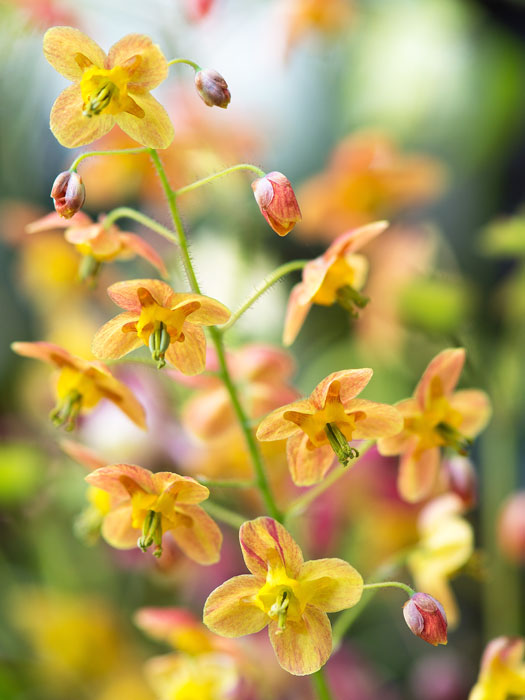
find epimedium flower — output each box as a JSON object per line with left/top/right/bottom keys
{"left": 145, "top": 652, "right": 239, "bottom": 700}
{"left": 256, "top": 369, "right": 403, "bottom": 486}
{"left": 283, "top": 220, "right": 389, "bottom": 346}
{"left": 26, "top": 212, "right": 167, "bottom": 285}
{"left": 91, "top": 279, "right": 230, "bottom": 372}
{"left": 403, "top": 592, "right": 447, "bottom": 646}
{"left": 203, "top": 516, "right": 363, "bottom": 675}
{"left": 251, "top": 172, "right": 302, "bottom": 237}
{"left": 469, "top": 637, "right": 525, "bottom": 700}
{"left": 377, "top": 348, "right": 491, "bottom": 503}
{"left": 43, "top": 26, "right": 174, "bottom": 149}
{"left": 85, "top": 463, "right": 222, "bottom": 564}
{"left": 11, "top": 341, "right": 146, "bottom": 431}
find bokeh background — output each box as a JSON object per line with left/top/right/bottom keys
{"left": 1, "top": 0, "right": 525, "bottom": 698}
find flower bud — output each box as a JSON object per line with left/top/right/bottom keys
{"left": 403, "top": 593, "right": 447, "bottom": 646}
{"left": 51, "top": 171, "right": 85, "bottom": 219}
{"left": 498, "top": 492, "right": 525, "bottom": 565}
{"left": 442, "top": 456, "right": 477, "bottom": 509}
{"left": 251, "top": 171, "right": 302, "bottom": 236}
{"left": 195, "top": 68, "right": 231, "bottom": 108}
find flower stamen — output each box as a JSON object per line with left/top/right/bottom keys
{"left": 148, "top": 321, "right": 170, "bottom": 369}
{"left": 49, "top": 389, "right": 82, "bottom": 431}
{"left": 137, "top": 509, "right": 163, "bottom": 557}
{"left": 436, "top": 422, "right": 472, "bottom": 456}
{"left": 336, "top": 284, "right": 369, "bottom": 317}
{"left": 324, "top": 422, "right": 359, "bottom": 466}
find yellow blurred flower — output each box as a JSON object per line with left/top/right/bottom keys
{"left": 469, "top": 637, "right": 525, "bottom": 700}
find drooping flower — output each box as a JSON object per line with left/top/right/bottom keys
{"left": 377, "top": 348, "right": 491, "bottom": 503}
{"left": 251, "top": 172, "right": 302, "bottom": 236}
{"left": 403, "top": 592, "right": 447, "bottom": 646}
{"left": 469, "top": 637, "right": 525, "bottom": 700}
{"left": 43, "top": 26, "right": 174, "bottom": 148}
{"left": 407, "top": 494, "right": 473, "bottom": 628}
{"left": 11, "top": 341, "right": 146, "bottom": 430}
{"left": 145, "top": 652, "right": 239, "bottom": 700}
{"left": 85, "top": 463, "right": 222, "bottom": 564}
{"left": 256, "top": 369, "right": 402, "bottom": 486}
{"left": 91, "top": 279, "right": 230, "bottom": 372}
{"left": 194, "top": 68, "right": 230, "bottom": 108}
{"left": 203, "top": 516, "right": 363, "bottom": 675}
{"left": 283, "top": 220, "right": 388, "bottom": 345}
{"left": 26, "top": 212, "right": 167, "bottom": 284}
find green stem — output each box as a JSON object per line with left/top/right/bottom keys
{"left": 167, "top": 57, "right": 201, "bottom": 71}
{"left": 311, "top": 668, "right": 334, "bottom": 700}
{"left": 362, "top": 581, "right": 415, "bottom": 596}
{"left": 175, "top": 163, "right": 266, "bottom": 196}
{"left": 285, "top": 441, "right": 374, "bottom": 523}
{"left": 203, "top": 502, "right": 246, "bottom": 530}
{"left": 69, "top": 147, "right": 148, "bottom": 172}
{"left": 198, "top": 478, "right": 256, "bottom": 489}
{"left": 148, "top": 149, "right": 282, "bottom": 522}
{"left": 103, "top": 206, "right": 179, "bottom": 244}
{"left": 220, "top": 259, "right": 308, "bottom": 332}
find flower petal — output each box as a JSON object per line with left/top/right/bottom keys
{"left": 91, "top": 312, "right": 142, "bottom": 359}
{"left": 240, "top": 517, "right": 303, "bottom": 579}
{"left": 450, "top": 389, "right": 492, "bottom": 437}
{"left": 346, "top": 399, "right": 403, "bottom": 439}
{"left": 287, "top": 432, "right": 335, "bottom": 486}
{"left": 107, "top": 279, "right": 175, "bottom": 311}
{"left": 415, "top": 348, "right": 465, "bottom": 409}
{"left": 101, "top": 503, "right": 139, "bottom": 548}
{"left": 376, "top": 399, "right": 420, "bottom": 455}
{"left": 116, "top": 92, "right": 174, "bottom": 149}
{"left": 91, "top": 366, "right": 147, "bottom": 429}
{"left": 170, "top": 293, "right": 231, "bottom": 325}
{"left": 311, "top": 369, "right": 373, "bottom": 410}
{"left": 107, "top": 34, "right": 168, "bottom": 90}
{"left": 299, "top": 558, "right": 363, "bottom": 612}
{"left": 117, "top": 233, "right": 167, "bottom": 276}
{"left": 256, "top": 400, "right": 314, "bottom": 441}
{"left": 165, "top": 324, "right": 206, "bottom": 375}
{"left": 50, "top": 85, "right": 115, "bottom": 149}
{"left": 43, "top": 26, "right": 106, "bottom": 81}
{"left": 86, "top": 463, "right": 156, "bottom": 500}
{"left": 331, "top": 220, "right": 389, "bottom": 257}
{"left": 60, "top": 439, "right": 107, "bottom": 471}
{"left": 398, "top": 445, "right": 441, "bottom": 503}
{"left": 153, "top": 473, "right": 209, "bottom": 505}
{"left": 169, "top": 505, "right": 222, "bottom": 565}
{"left": 283, "top": 283, "right": 312, "bottom": 347}
{"left": 268, "top": 606, "right": 332, "bottom": 675}
{"left": 203, "top": 575, "right": 268, "bottom": 637}
{"left": 26, "top": 211, "right": 92, "bottom": 234}
{"left": 11, "top": 341, "right": 78, "bottom": 370}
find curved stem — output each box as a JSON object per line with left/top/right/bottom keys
{"left": 168, "top": 57, "right": 201, "bottom": 71}
{"left": 69, "top": 147, "right": 148, "bottom": 172}
{"left": 362, "top": 581, "right": 415, "bottom": 597}
{"left": 198, "top": 478, "right": 256, "bottom": 489}
{"left": 103, "top": 206, "right": 179, "bottom": 244}
{"left": 175, "top": 163, "right": 266, "bottom": 197}
{"left": 148, "top": 148, "right": 282, "bottom": 523}
{"left": 203, "top": 501, "right": 246, "bottom": 530}
{"left": 311, "top": 668, "right": 334, "bottom": 700}
{"left": 220, "top": 259, "right": 308, "bottom": 333}
{"left": 285, "top": 441, "right": 374, "bottom": 522}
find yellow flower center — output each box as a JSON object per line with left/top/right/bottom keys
{"left": 312, "top": 258, "right": 356, "bottom": 306}
{"left": 405, "top": 394, "right": 465, "bottom": 453}
{"left": 285, "top": 397, "right": 363, "bottom": 449}
{"left": 171, "top": 679, "right": 216, "bottom": 700}
{"left": 56, "top": 367, "right": 104, "bottom": 409}
{"left": 253, "top": 556, "right": 306, "bottom": 629}
{"left": 80, "top": 65, "right": 130, "bottom": 117}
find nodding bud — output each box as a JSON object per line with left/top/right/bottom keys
{"left": 251, "top": 171, "right": 302, "bottom": 236}
{"left": 195, "top": 68, "right": 231, "bottom": 108}
{"left": 51, "top": 171, "right": 85, "bottom": 219}
{"left": 403, "top": 593, "right": 448, "bottom": 646}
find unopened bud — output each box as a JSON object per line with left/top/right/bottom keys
{"left": 403, "top": 593, "right": 447, "bottom": 646}
{"left": 51, "top": 171, "right": 85, "bottom": 219}
{"left": 195, "top": 68, "right": 231, "bottom": 108}
{"left": 498, "top": 492, "right": 525, "bottom": 565}
{"left": 251, "top": 171, "right": 302, "bottom": 237}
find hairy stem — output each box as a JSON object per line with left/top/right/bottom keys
{"left": 103, "top": 206, "right": 179, "bottom": 245}
{"left": 167, "top": 57, "right": 201, "bottom": 71}
{"left": 69, "top": 147, "right": 148, "bottom": 172}
{"left": 175, "top": 163, "right": 265, "bottom": 196}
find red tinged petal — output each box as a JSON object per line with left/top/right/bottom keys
{"left": 414, "top": 348, "right": 465, "bottom": 409}
{"left": 239, "top": 517, "right": 303, "bottom": 580}
{"left": 282, "top": 283, "right": 312, "bottom": 347}
{"left": 252, "top": 172, "right": 302, "bottom": 237}
{"left": 107, "top": 278, "right": 176, "bottom": 311}
{"left": 164, "top": 323, "right": 206, "bottom": 375}
{"left": 152, "top": 472, "right": 209, "bottom": 505}
{"left": 256, "top": 399, "right": 314, "bottom": 442}
{"left": 168, "top": 504, "right": 222, "bottom": 565}
{"left": 403, "top": 593, "right": 447, "bottom": 646}
{"left": 60, "top": 439, "right": 107, "bottom": 471}
{"left": 345, "top": 399, "right": 403, "bottom": 439}
{"left": 287, "top": 432, "right": 335, "bottom": 486}
{"left": 268, "top": 606, "right": 332, "bottom": 675}
{"left": 86, "top": 463, "right": 156, "bottom": 501}
{"left": 26, "top": 210, "right": 92, "bottom": 233}
{"left": 203, "top": 575, "right": 268, "bottom": 637}
{"left": 11, "top": 341, "right": 78, "bottom": 370}
{"left": 311, "top": 369, "right": 373, "bottom": 409}
{"left": 169, "top": 293, "right": 231, "bottom": 325}
{"left": 91, "top": 312, "right": 142, "bottom": 359}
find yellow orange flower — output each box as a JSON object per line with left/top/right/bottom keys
{"left": 11, "top": 341, "right": 146, "bottom": 430}
{"left": 145, "top": 652, "right": 239, "bottom": 700}
{"left": 256, "top": 369, "right": 402, "bottom": 486}
{"left": 85, "top": 463, "right": 222, "bottom": 564}
{"left": 377, "top": 348, "right": 491, "bottom": 503}
{"left": 285, "top": 0, "right": 355, "bottom": 51}
{"left": 92, "top": 279, "right": 230, "bottom": 373}
{"left": 204, "top": 517, "right": 363, "bottom": 675}
{"left": 43, "top": 26, "right": 174, "bottom": 148}
{"left": 407, "top": 494, "right": 473, "bottom": 628}
{"left": 283, "top": 220, "right": 388, "bottom": 345}
{"left": 27, "top": 211, "right": 167, "bottom": 284}
{"left": 469, "top": 637, "right": 525, "bottom": 700}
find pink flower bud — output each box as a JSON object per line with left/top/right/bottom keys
{"left": 195, "top": 68, "right": 231, "bottom": 108}
{"left": 251, "top": 171, "right": 302, "bottom": 236}
{"left": 403, "top": 593, "right": 448, "bottom": 646}
{"left": 442, "top": 456, "right": 477, "bottom": 509}
{"left": 498, "top": 492, "right": 525, "bottom": 565}
{"left": 50, "top": 171, "right": 85, "bottom": 219}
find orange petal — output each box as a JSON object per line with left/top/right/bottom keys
{"left": 43, "top": 26, "right": 106, "bottom": 81}
{"left": 26, "top": 211, "right": 92, "bottom": 234}
{"left": 239, "top": 517, "right": 303, "bottom": 580}
{"left": 101, "top": 503, "right": 138, "bottom": 548}
{"left": 415, "top": 348, "right": 465, "bottom": 409}
{"left": 283, "top": 283, "right": 312, "bottom": 347}
{"left": 268, "top": 606, "right": 332, "bottom": 675}
{"left": 116, "top": 92, "right": 174, "bottom": 149}
{"left": 169, "top": 504, "right": 222, "bottom": 565}
{"left": 182, "top": 388, "right": 233, "bottom": 441}
{"left": 300, "top": 257, "right": 331, "bottom": 302}
{"left": 11, "top": 340, "right": 78, "bottom": 370}
{"left": 153, "top": 472, "right": 209, "bottom": 505}
{"left": 329, "top": 220, "right": 389, "bottom": 257}
{"left": 299, "top": 558, "right": 363, "bottom": 612}
{"left": 107, "top": 34, "right": 168, "bottom": 90}
{"left": 117, "top": 233, "right": 167, "bottom": 276}
{"left": 203, "top": 575, "right": 268, "bottom": 637}
{"left": 92, "top": 366, "right": 147, "bottom": 429}
{"left": 287, "top": 432, "right": 334, "bottom": 486}
{"left": 398, "top": 445, "right": 441, "bottom": 503}
{"left": 107, "top": 278, "right": 175, "bottom": 311}
{"left": 376, "top": 399, "right": 420, "bottom": 455}
{"left": 92, "top": 312, "right": 142, "bottom": 359}
{"left": 165, "top": 324, "right": 206, "bottom": 375}
{"left": 346, "top": 399, "right": 403, "bottom": 439}
{"left": 86, "top": 463, "right": 156, "bottom": 500}
{"left": 256, "top": 400, "right": 314, "bottom": 441}
{"left": 50, "top": 85, "right": 115, "bottom": 149}
{"left": 311, "top": 369, "right": 373, "bottom": 409}
{"left": 450, "top": 389, "right": 492, "bottom": 437}
{"left": 60, "top": 439, "right": 107, "bottom": 471}
{"left": 170, "top": 293, "right": 231, "bottom": 325}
